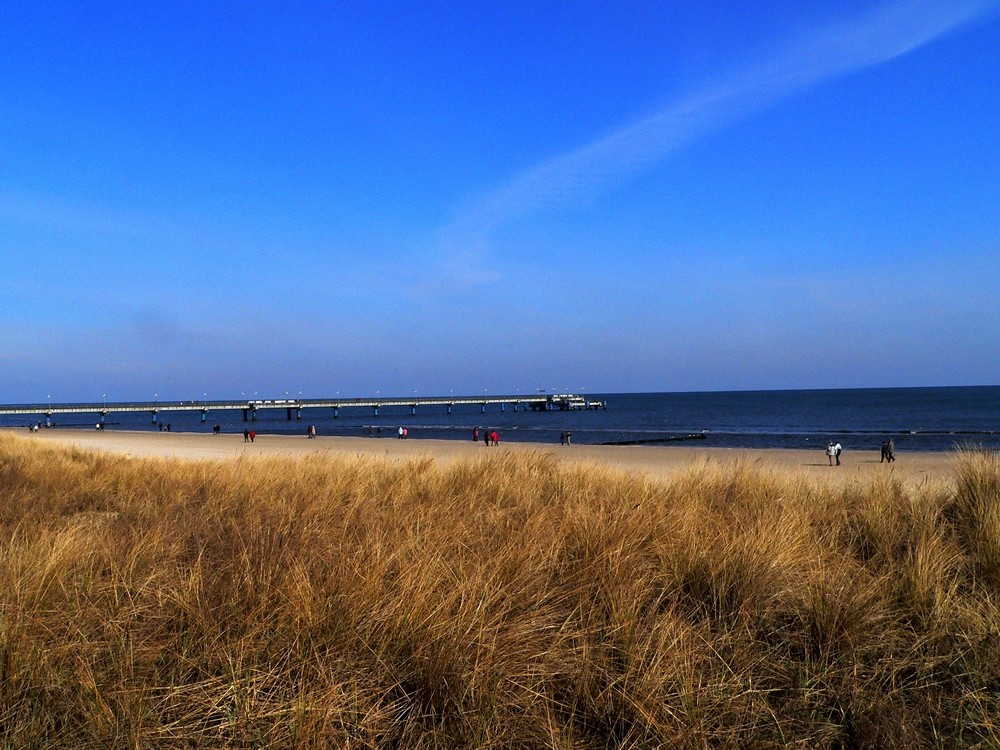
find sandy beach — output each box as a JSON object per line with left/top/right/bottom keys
{"left": 9, "top": 427, "right": 960, "bottom": 488}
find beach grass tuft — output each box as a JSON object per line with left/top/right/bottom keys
{"left": 1, "top": 433, "right": 999, "bottom": 747}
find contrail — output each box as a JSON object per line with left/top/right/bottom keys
{"left": 447, "top": 0, "right": 997, "bottom": 241}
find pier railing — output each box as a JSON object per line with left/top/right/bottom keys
{"left": 0, "top": 393, "right": 604, "bottom": 423}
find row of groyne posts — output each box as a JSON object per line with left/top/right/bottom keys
{"left": 0, "top": 394, "right": 607, "bottom": 424}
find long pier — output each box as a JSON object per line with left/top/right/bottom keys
{"left": 0, "top": 393, "right": 605, "bottom": 424}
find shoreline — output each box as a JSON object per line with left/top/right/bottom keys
{"left": 5, "top": 427, "right": 960, "bottom": 487}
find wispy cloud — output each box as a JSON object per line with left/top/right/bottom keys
{"left": 445, "top": 0, "right": 997, "bottom": 245}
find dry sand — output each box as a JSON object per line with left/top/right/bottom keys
{"left": 10, "top": 427, "right": 960, "bottom": 488}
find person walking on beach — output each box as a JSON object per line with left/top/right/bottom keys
{"left": 490, "top": 430, "right": 499, "bottom": 446}
{"left": 827, "top": 442, "right": 836, "bottom": 466}
{"left": 398, "top": 426, "right": 404, "bottom": 439}
{"left": 249, "top": 430, "right": 256, "bottom": 443}
{"left": 243, "top": 428, "right": 250, "bottom": 443}
{"left": 473, "top": 427, "right": 479, "bottom": 442}
{"left": 880, "top": 439, "right": 897, "bottom": 463}
{"left": 834, "top": 442, "right": 842, "bottom": 466}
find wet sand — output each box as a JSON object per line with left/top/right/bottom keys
{"left": 9, "top": 427, "right": 959, "bottom": 488}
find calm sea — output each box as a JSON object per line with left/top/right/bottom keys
{"left": 6, "top": 386, "right": 999, "bottom": 453}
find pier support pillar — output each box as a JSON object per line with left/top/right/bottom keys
{"left": 286, "top": 408, "right": 292, "bottom": 420}
{"left": 243, "top": 409, "right": 248, "bottom": 422}
{"left": 447, "top": 404, "right": 452, "bottom": 415}
{"left": 501, "top": 403, "right": 505, "bottom": 412}
{"left": 296, "top": 408, "right": 302, "bottom": 420}
{"left": 200, "top": 410, "right": 207, "bottom": 423}
{"left": 99, "top": 412, "right": 106, "bottom": 424}
{"left": 411, "top": 405, "right": 416, "bottom": 416}
{"left": 333, "top": 407, "right": 339, "bottom": 418}
{"left": 373, "top": 405, "right": 379, "bottom": 417}
{"left": 481, "top": 403, "right": 486, "bottom": 414}
{"left": 151, "top": 411, "right": 158, "bottom": 424}
{"left": 514, "top": 403, "right": 519, "bottom": 412}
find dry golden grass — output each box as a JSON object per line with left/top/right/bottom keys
{"left": 1, "top": 433, "right": 999, "bottom": 748}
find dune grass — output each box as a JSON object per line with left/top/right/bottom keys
{"left": 1, "top": 433, "right": 999, "bottom": 748}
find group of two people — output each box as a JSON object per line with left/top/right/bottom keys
{"left": 826, "top": 441, "right": 842, "bottom": 466}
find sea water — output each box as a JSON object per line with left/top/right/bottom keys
{"left": 5, "top": 386, "right": 998, "bottom": 452}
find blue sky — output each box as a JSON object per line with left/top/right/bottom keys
{"left": 2, "top": 1, "right": 998, "bottom": 402}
